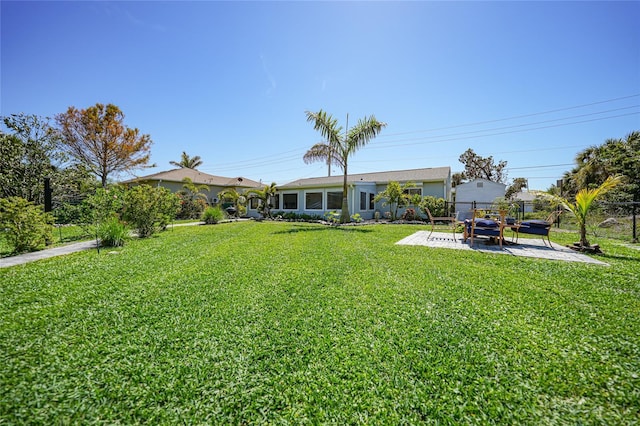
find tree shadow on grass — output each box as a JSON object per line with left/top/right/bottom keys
{"left": 271, "top": 224, "right": 373, "bottom": 234}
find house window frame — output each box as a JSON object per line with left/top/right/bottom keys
{"left": 304, "top": 191, "right": 323, "bottom": 211}
{"left": 369, "top": 193, "right": 375, "bottom": 210}
{"left": 282, "top": 192, "right": 298, "bottom": 210}
{"left": 359, "top": 191, "right": 368, "bottom": 211}
{"left": 327, "top": 191, "right": 343, "bottom": 210}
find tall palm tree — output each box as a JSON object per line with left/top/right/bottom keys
{"left": 246, "top": 182, "right": 277, "bottom": 218}
{"left": 170, "top": 151, "right": 203, "bottom": 169}
{"left": 303, "top": 110, "right": 386, "bottom": 223}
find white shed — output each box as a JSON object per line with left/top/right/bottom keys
{"left": 454, "top": 179, "right": 506, "bottom": 210}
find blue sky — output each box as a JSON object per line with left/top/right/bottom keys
{"left": 2, "top": 1, "right": 639, "bottom": 190}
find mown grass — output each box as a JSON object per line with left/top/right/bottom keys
{"left": 1, "top": 222, "right": 639, "bottom": 424}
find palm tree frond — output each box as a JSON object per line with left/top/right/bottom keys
{"left": 346, "top": 115, "right": 387, "bottom": 152}
{"left": 305, "top": 110, "right": 342, "bottom": 145}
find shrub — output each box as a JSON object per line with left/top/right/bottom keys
{"left": 85, "top": 186, "right": 126, "bottom": 223}
{"left": 122, "top": 185, "right": 180, "bottom": 238}
{"left": 350, "top": 213, "right": 363, "bottom": 223}
{"left": 98, "top": 216, "right": 128, "bottom": 247}
{"left": 202, "top": 206, "right": 225, "bottom": 224}
{"left": 324, "top": 211, "right": 341, "bottom": 224}
{"left": 52, "top": 202, "right": 86, "bottom": 225}
{"left": 419, "top": 196, "right": 446, "bottom": 217}
{"left": 177, "top": 195, "right": 208, "bottom": 220}
{"left": 0, "top": 197, "right": 54, "bottom": 253}
{"left": 401, "top": 208, "right": 419, "bottom": 221}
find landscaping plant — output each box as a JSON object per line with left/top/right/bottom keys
{"left": 121, "top": 185, "right": 180, "bottom": 237}
{"left": 0, "top": 196, "right": 53, "bottom": 253}
{"left": 97, "top": 215, "right": 129, "bottom": 247}
{"left": 541, "top": 175, "right": 622, "bottom": 248}
{"left": 202, "top": 206, "right": 225, "bottom": 224}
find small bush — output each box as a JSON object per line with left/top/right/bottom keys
{"left": 177, "top": 196, "right": 208, "bottom": 220}
{"left": 350, "top": 213, "right": 363, "bottom": 223}
{"left": 202, "top": 206, "right": 225, "bottom": 224}
{"left": 0, "top": 197, "right": 54, "bottom": 253}
{"left": 122, "top": 185, "right": 180, "bottom": 238}
{"left": 324, "top": 211, "right": 341, "bottom": 224}
{"left": 401, "top": 208, "right": 419, "bottom": 221}
{"left": 98, "top": 216, "right": 128, "bottom": 247}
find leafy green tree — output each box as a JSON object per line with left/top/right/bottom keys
{"left": 596, "top": 131, "right": 639, "bottom": 204}
{"left": 246, "top": 182, "right": 277, "bottom": 218}
{"left": 170, "top": 151, "right": 203, "bottom": 169}
{"left": 1, "top": 114, "right": 64, "bottom": 204}
{"left": 560, "top": 131, "right": 639, "bottom": 203}
{"left": 56, "top": 103, "right": 153, "bottom": 188}
{"left": 374, "top": 181, "right": 416, "bottom": 220}
{"left": 303, "top": 110, "right": 386, "bottom": 223}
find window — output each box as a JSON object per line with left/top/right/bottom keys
{"left": 369, "top": 193, "right": 375, "bottom": 210}
{"left": 283, "top": 193, "right": 298, "bottom": 209}
{"left": 271, "top": 194, "right": 280, "bottom": 210}
{"left": 249, "top": 198, "right": 259, "bottom": 209}
{"left": 404, "top": 188, "right": 422, "bottom": 197}
{"left": 327, "top": 191, "right": 343, "bottom": 209}
{"left": 359, "top": 192, "right": 367, "bottom": 211}
{"left": 477, "top": 182, "right": 484, "bottom": 188}
{"left": 305, "top": 192, "right": 323, "bottom": 210}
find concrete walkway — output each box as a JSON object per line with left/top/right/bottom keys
{"left": 0, "top": 240, "right": 99, "bottom": 268}
{"left": 397, "top": 231, "right": 609, "bottom": 265}
{"left": 0, "top": 221, "right": 207, "bottom": 269}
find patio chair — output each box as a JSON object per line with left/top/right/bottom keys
{"left": 424, "top": 206, "right": 458, "bottom": 240}
{"left": 463, "top": 209, "right": 505, "bottom": 249}
{"left": 513, "top": 210, "right": 563, "bottom": 247}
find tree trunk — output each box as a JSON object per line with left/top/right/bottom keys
{"left": 579, "top": 223, "right": 590, "bottom": 247}
{"left": 340, "top": 166, "right": 350, "bottom": 223}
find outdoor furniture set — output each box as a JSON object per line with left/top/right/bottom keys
{"left": 426, "top": 207, "right": 562, "bottom": 248}
{"left": 462, "top": 209, "right": 562, "bottom": 248}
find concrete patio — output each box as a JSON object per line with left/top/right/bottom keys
{"left": 396, "top": 231, "right": 609, "bottom": 265}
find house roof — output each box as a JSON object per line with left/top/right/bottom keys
{"left": 121, "top": 168, "right": 263, "bottom": 188}
{"left": 456, "top": 178, "right": 507, "bottom": 189}
{"left": 513, "top": 191, "right": 537, "bottom": 202}
{"left": 279, "top": 167, "right": 451, "bottom": 189}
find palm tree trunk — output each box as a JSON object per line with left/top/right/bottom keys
{"left": 340, "top": 165, "right": 350, "bottom": 223}
{"left": 580, "top": 223, "right": 590, "bottom": 247}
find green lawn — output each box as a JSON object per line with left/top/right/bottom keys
{"left": 1, "top": 222, "right": 639, "bottom": 424}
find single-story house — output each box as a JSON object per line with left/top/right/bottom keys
{"left": 275, "top": 167, "right": 452, "bottom": 220}
{"left": 454, "top": 178, "right": 506, "bottom": 211}
{"left": 121, "top": 168, "right": 263, "bottom": 206}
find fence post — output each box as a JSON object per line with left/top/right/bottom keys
{"left": 44, "top": 177, "right": 52, "bottom": 213}
{"left": 633, "top": 202, "right": 638, "bottom": 243}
